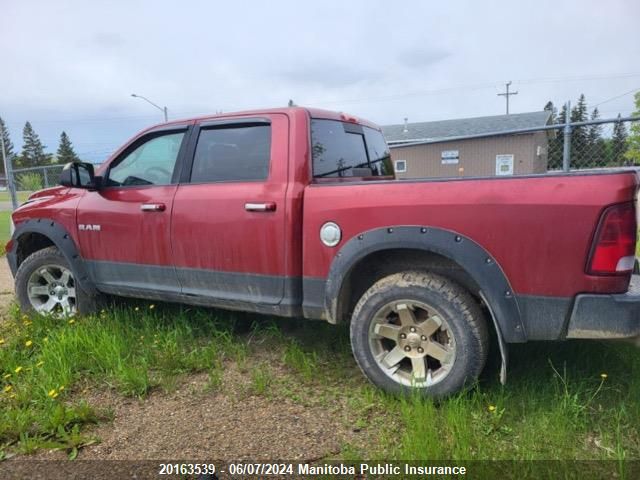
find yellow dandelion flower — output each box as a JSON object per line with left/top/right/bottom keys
{"left": 600, "top": 373, "right": 608, "bottom": 379}
{"left": 52, "top": 392, "right": 58, "bottom": 398}
{"left": 47, "top": 389, "right": 57, "bottom": 397}
{"left": 0, "top": 338, "right": 5, "bottom": 345}
{"left": 3, "top": 373, "right": 10, "bottom": 380}
{"left": 68, "top": 319, "right": 75, "bottom": 325}
{"left": 149, "top": 304, "right": 155, "bottom": 310}
{"left": 25, "top": 340, "right": 33, "bottom": 347}
{"left": 488, "top": 405, "right": 496, "bottom": 412}
{"left": 14, "top": 366, "right": 22, "bottom": 374}
{"left": 36, "top": 361, "right": 44, "bottom": 367}
{"left": 58, "top": 386, "right": 65, "bottom": 392}
{"left": 9, "top": 393, "right": 16, "bottom": 399}
{"left": 3, "top": 385, "right": 12, "bottom": 393}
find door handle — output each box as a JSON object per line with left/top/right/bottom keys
{"left": 140, "top": 203, "right": 166, "bottom": 212}
{"left": 244, "top": 202, "right": 276, "bottom": 212}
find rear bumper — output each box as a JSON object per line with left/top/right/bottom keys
{"left": 566, "top": 275, "right": 640, "bottom": 339}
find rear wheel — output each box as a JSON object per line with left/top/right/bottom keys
{"left": 350, "top": 271, "right": 489, "bottom": 397}
{"left": 15, "top": 246, "right": 100, "bottom": 316}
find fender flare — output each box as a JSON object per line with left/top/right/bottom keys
{"left": 8, "top": 218, "right": 97, "bottom": 295}
{"left": 324, "top": 225, "right": 526, "bottom": 343}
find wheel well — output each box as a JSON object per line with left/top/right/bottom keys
{"left": 335, "top": 248, "right": 482, "bottom": 323}
{"left": 16, "top": 232, "right": 55, "bottom": 268}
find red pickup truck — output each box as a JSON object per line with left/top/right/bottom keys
{"left": 6, "top": 107, "right": 640, "bottom": 396}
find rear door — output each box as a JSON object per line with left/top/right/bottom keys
{"left": 170, "top": 114, "right": 289, "bottom": 304}
{"left": 77, "top": 125, "right": 191, "bottom": 294}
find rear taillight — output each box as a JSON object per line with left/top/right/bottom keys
{"left": 587, "top": 202, "right": 637, "bottom": 275}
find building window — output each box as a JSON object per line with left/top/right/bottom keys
{"left": 394, "top": 159, "right": 407, "bottom": 173}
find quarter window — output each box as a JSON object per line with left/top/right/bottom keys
{"left": 107, "top": 132, "right": 185, "bottom": 187}
{"left": 311, "top": 119, "right": 391, "bottom": 177}
{"left": 190, "top": 125, "right": 271, "bottom": 183}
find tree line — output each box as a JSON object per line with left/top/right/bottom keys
{"left": 544, "top": 93, "right": 638, "bottom": 169}
{"left": 0, "top": 118, "right": 81, "bottom": 175}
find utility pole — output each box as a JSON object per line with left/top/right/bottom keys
{"left": 0, "top": 125, "right": 18, "bottom": 211}
{"left": 497, "top": 81, "right": 518, "bottom": 114}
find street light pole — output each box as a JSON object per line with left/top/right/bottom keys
{"left": 131, "top": 93, "right": 168, "bottom": 122}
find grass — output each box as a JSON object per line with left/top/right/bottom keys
{"left": 0, "top": 191, "right": 32, "bottom": 204}
{"left": 1, "top": 300, "right": 640, "bottom": 470}
{"left": 0, "top": 211, "right": 11, "bottom": 250}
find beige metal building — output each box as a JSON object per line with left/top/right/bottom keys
{"left": 382, "top": 111, "right": 552, "bottom": 179}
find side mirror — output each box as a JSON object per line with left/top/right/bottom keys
{"left": 59, "top": 162, "right": 100, "bottom": 189}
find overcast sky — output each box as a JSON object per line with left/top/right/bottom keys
{"left": 1, "top": 0, "right": 639, "bottom": 162}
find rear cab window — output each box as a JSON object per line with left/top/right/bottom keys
{"left": 190, "top": 124, "right": 271, "bottom": 183}
{"left": 311, "top": 119, "right": 392, "bottom": 179}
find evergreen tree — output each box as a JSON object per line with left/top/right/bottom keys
{"left": 0, "top": 117, "right": 15, "bottom": 175}
{"left": 570, "top": 94, "right": 589, "bottom": 165}
{"left": 611, "top": 114, "right": 629, "bottom": 166}
{"left": 56, "top": 131, "right": 80, "bottom": 164}
{"left": 547, "top": 101, "right": 565, "bottom": 170}
{"left": 587, "top": 108, "right": 606, "bottom": 167}
{"left": 18, "top": 122, "right": 50, "bottom": 167}
{"left": 624, "top": 91, "right": 640, "bottom": 165}
{"left": 557, "top": 102, "right": 568, "bottom": 124}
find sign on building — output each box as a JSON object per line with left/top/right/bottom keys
{"left": 441, "top": 150, "right": 459, "bottom": 164}
{"left": 495, "top": 154, "right": 514, "bottom": 176}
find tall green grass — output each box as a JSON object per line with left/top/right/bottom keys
{"left": 1, "top": 300, "right": 640, "bottom": 463}
{"left": 0, "top": 303, "right": 246, "bottom": 455}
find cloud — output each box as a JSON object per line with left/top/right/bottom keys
{"left": 396, "top": 47, "right": 450, "bottom": 70}
{"left": 278, "top": 62, "right": 373, "bottom": 88}
{"left": 0, "top": 0, "right": 638, "bottom": 162}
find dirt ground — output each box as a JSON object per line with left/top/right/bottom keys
{"left": 0, "top": 260, "right": 378, "bottom": 462}
{"left": 0, "top": 259, "right": 14, "bottom": 311}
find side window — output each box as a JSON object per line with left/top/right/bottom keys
{"left": 311, "top": 119, "right": 368, "bottom": 177}
{"left": 364, "top": 126, "right": 392, "bottom": 176}
{"left": 190, "top": 125, "right": 271, "bottom": 183}
{"left": 107, "top": 132, "right": 185, "bottom": 187}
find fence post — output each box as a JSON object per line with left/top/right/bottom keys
{"left": 43, "top": 167, "right": 49, "bottom": 188}
{"left": 0, "top": 130, "right": 18, "bottom": 210}
{"left": 562, "top": 101, "right": 572, "bottom": 172}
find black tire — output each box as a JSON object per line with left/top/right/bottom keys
{"left": 350, "top": 271, "right": 489, "bottom": 397}
{"left": 15, "top": 246, "right": 101, "bottom": 316}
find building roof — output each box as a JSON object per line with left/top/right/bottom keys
{"left": 382, "top": 110, "right": 552, "bottom": 146}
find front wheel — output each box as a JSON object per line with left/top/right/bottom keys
{"left": 15, "top": 246, "right": 99, "bottom": 317}
{"left": 350, "top": 271, "right": 489, "bottom": 397}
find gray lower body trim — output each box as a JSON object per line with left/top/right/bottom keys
{"left": 567, "top": 277, "right": 640, "bottom": 339}
{"left": 87, "top": 260, "right": 304, "bottom": 316}
{"left": 515, "top": 294, "right": 573, "bottom": 340}
{"left": 301, "top": 277, "right": 327, "bottom": 320}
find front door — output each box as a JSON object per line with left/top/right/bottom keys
{"left": 77, "top": 126, "right": 190, "bottom": 294}
{"left": 170, "top": 115, "right": 289, "bottom": 304}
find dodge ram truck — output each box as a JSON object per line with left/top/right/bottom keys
{"left": 6, "top": 107, "right": 640, "bottom": 396}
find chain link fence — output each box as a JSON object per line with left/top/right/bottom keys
{"left": 389, "top": 116, "right": 640, "bottom": 178}
{"left": 11, "top": 164, "right": 66, "bottom": 191}
{"left": 546, "top": 117, "right": 637, "bottom": 171}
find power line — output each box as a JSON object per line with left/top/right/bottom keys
{"left": 4, "top": 72, "right": 638, "bottom": 126}
{"left": 593, "top": 87, "right": 640, "bottom": 108}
